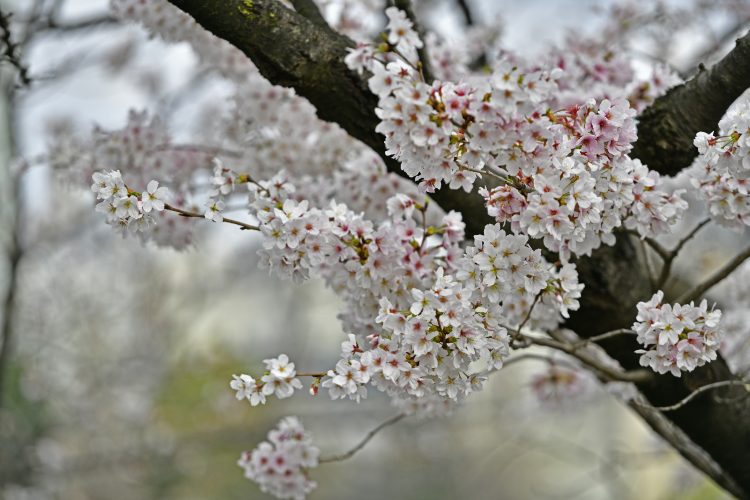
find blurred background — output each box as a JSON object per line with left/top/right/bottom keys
{"left": 1, "top": 0, "right": 748, "bottom": 498}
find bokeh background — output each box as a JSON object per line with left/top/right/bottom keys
{"left": 1, "top": 0, "right": 748, "bottom": 498}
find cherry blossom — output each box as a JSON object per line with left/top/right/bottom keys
{"left": 689, "top": 96, "right": 750, "bottom": 229}
{"left": 633, "top": 291, "right": 723, "bottom": 377}
{"left": 91, "top": 169, "right": 170, "bottom": 238}
{"left": 237, "top": 417, "right": 319, "bottom": 500}
{"left": 141, "top": 180, "right": 169, "bottom": 212}
{"left": 346, "top": 21, "right": 686, "bottom": 259}
{"left": 230, "top": 354, "right": 304, "bottom": 406}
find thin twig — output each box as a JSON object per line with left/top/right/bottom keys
{"left": 18, "top": 0, "right": 44, "bottom": 46}
{"left": 638, "top": 237, "right": 657, "bottom": 291}
{"left": 455, "top": 0, "right": 474, "bottom": 26}
{"left": 0, "top": 9, "right": 31, "bottom": 85}
{"left": 684, "top": 20, "right": 746, "bottom": 75}
{"left": 153, "top": 143, "right": 243, "bottom": 159}
{"left": 639, "top": 234, "right": 670, "bottom": 261}
{"left": 520, "top": 334, "right": 652, "bottom": 384}
{"left": 454, "top": 0, "right": 490, "bottom": 70}
{"left": 158, "top": 69, "right": 213, "bottom": 119}
{"left": 459, "top": 164, "right": 510, "bottom": 184}
{"left": 656, "top": 218, "right": 711, "bottom": 289}
{"left": 633, "top": 380, "right": 749, "bottom": 412}
{"left": 34, "top": 14, "right": 119, "bottom": 34}
{"left": 164, "top": 204, "right": 259, "bottom": 231}
{"left": 676, "top": 245, "right": 750, "bottom": 304}
{"left": 319, "top": 413, "right": 406, "bottom": 464}
{"left": 0, "top": 168, "right": 22, "bottom": 407}
{"left": 572, "top": 328, "right": 636, "bottom": 350}
{"left": 516, "top": 292, "right": 541, "bottom": 337}
{"left": 671, "top": 218, "right": 712, "bottom": 258}
{"left": 501, "top": 353, "right": 579, "bottom": 371}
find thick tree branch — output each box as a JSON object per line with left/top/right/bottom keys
{"left": 632, "top": 30, "right": 750, "bottom": 176}
{"left": 629, "top": 394, "right": 745, "bottom": 499}
{"left": 288, "top": 0, "right": 328, "bottom": 30}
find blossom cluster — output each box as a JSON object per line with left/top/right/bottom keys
{"left": 91, "top": 170, "right": 169, "bottom": 235}
{"left": 690, "top": 97, "right": 750, "bottom": 229}
{"left": 236, "top": 174, "right": 583, "bottom": 413}
{"left": 346, "top": 13, "right": 686, "bottom": 258}
{"left": 247, "top": 173, "right": 464, "bottom": 332}
{"left": 231, "top": 355, "right": 304, "bottom": 406}
{"left": 56, "top": 110, "right": 217, "bottom": 248}
{"left": 237, "top": 417, "right": 319, "bottom": 500}
{"left": 632, "top": 291, "right": 722, "bottom": 376}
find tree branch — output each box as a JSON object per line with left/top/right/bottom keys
{"left": 455, "top": 0, "right": 475, "bottom": 26}
{"left": 628, "top": 394, "right": 745, "bottom": 499}
{"left": 520, "top": 333, "right": 653, "bottom": 384}
{"left": 572, "top": 328, "right": 635, "bottom": 350}
{"left": 683, "top": 20, "right": 747, "bottom": 75}
{"left": 632, "top": 30, "right": 750, "bottom": 176}
{"left": 288, "top": 0, "right": 328, "bottom": 30}
{"left": 656, "top": 218, "right": 711, "bottom": 290}
{"left": 319, "top": 413, "right": 406, "bottom": 464}
{"left": 676, "top": 244, "right": 750, "bottom": 304}
{"left": 163, "top": 203, "right": 259, "bottom": 231}
{"left": 634, "top": 380, "right": 749, "bottom": 413}
{"left": 34, "top": 14, "right": 119, "bottom": 34}
{"left": 0, "top": 169, "right": 22, "bottom": 407}
{"left": 0, "top": 9, "right": 31, "bottom": 85}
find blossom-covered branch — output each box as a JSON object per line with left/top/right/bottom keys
{"left": 635, "top": 380, "right": 749, "bottom": 412}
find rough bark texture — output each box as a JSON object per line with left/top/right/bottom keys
{"left": 633, "top": 31, "right": 750, "bottom": 176}
{"left": 166, "top": 1, "right": 750, "bottom": 495}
